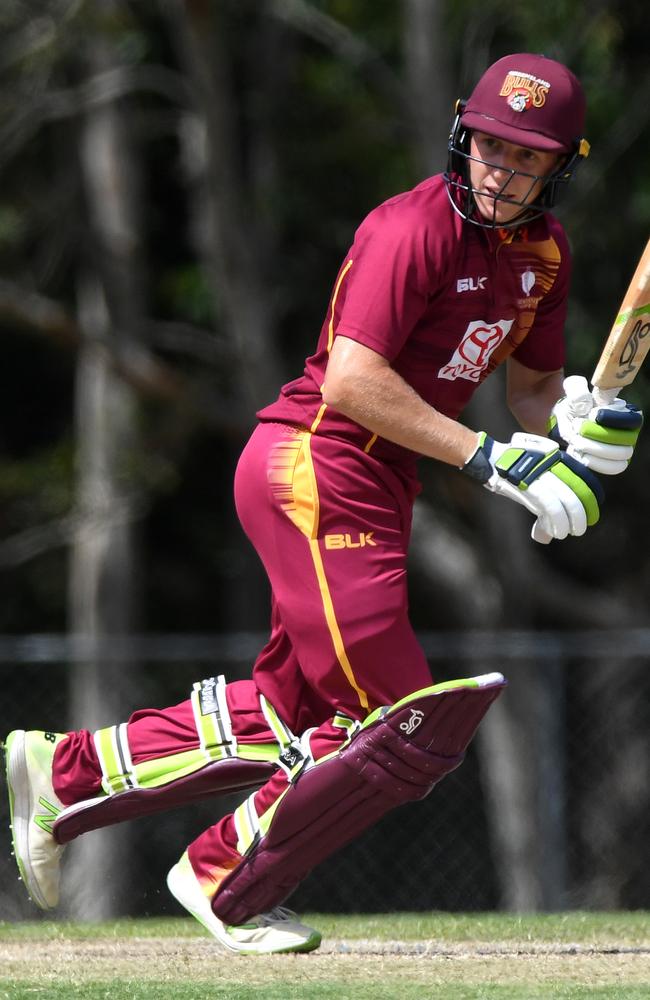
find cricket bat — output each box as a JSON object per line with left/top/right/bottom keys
{"left": 565, "top": 235, "right": 650, "bottom": 410}
{"left": 532, "top": 236, "right": 650, "bottom": 544}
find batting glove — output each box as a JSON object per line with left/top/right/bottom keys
{"left": 548, "top": 375, "right": 643, "bottom": 475}
{"left": 462, "top": 431, "right": 604, "bottom": 544}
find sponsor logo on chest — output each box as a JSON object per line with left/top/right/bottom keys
{"left": 438, "top": 318, "right": 514, "bottom": 382}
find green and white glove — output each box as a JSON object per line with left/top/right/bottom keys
{"left": 548, "top": 375, "right": 643, "bottom": 475}
{"left": 462, "top": 431, "right": 605, "bottom": 544}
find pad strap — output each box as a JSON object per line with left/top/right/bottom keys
{"left": 93, "top": 723, "right": 138, "bottom": 796}
{"left": 233, "top": 793, "right": 264, "bottom": 856}
{"left": 260, "top": 694, "right": 311, "bottom": 782}
{"left": 332, "top": 712, "right": 362, "bottom": 741}
{"left": 191, "top": 675, "right": 236, "bottom": 761}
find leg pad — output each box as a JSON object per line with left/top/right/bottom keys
{"left": 213, "top": 674, "right": 506, "bottom": 924}
{"left": 53, "top": 758, "right": 275, "bottom": 845}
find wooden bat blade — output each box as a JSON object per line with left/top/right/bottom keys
{"left": 591, "top": 236, "right": 650, "bottom": 393}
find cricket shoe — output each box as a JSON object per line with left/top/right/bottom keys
{"left": 166, "top": 851, "right": 321, "bottom": 954}
{"left": 4, "top": 729, "right": 68, "bottom": 909}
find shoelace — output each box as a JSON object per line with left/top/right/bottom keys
{"left": 259, "top": 905, "right": 299, "bottom": 925}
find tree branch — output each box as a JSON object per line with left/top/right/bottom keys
{"left": 0, "top": 64, "right": 190, "bottom": 169}
{"left": 269, "top": 0, "right": 409, "bottom": 119}
{"left": 0, "top": 497, "right": 147, "bottom": 569}
{"left": 411, "top": 495, "right": 638, "bottom": 630}
{"left": 0, "top": 279, "right": 249, "bottom": 433}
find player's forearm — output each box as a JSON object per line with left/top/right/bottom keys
{"left": 322, "top": 359, "right": 479, "bottom": 467}
{"left": 507, "top": 366, "right": 565, "bottom": 435}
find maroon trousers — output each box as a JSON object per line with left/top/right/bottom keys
{"left": 54, "top": 422, "right": 433, "bottom": 887}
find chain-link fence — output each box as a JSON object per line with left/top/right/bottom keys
{"left": 1, "top": 631, "right": 648, "bottom": 920}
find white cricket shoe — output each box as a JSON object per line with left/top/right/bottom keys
{"left": 5, "top": 729, "right": 68, "bottom": 909}
{"left": 166, "top": 851, "right": 321, "bottom": 954}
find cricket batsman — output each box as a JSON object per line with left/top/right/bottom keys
{"left": 4, "top": 53, "right": 642, "bottom": 954}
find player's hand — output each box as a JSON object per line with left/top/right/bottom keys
{"left": 462, "top": 431, "right": 604, "bottom": 544}
{"left": 548, "top": 375, "right": 643, "bottom": 475}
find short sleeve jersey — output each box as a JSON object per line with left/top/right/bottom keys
{"left": 258, "top": 173, "right": 571, "bottom": 476}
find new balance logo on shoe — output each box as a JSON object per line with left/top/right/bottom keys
{"left": 34, "top": 796, "right": 60, "bottom": 835}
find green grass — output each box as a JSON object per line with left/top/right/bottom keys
{"left": 1, "top": 910, "right": 647, "bottom": 942}
{"left": 309, "top": 910, "right": 650, "bottom": 943}
{"left": 1, "top": 913, "right": 648, "bottom": 1000}
{"left": 2, "top": 985, "right": 650, "bottom": 1000}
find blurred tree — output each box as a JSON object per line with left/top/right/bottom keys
{"left": 64, "top": 0, "right": 147, "bottom": 920}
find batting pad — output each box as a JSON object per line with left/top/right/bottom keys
{"left": 52, "top": 757, "right": 276, "bottom": 845}
{"left": 212, "top": 673, "right": 507, "bottom": 925}
{"left": 52, "top": 673, "right": 289, "bottom": 846}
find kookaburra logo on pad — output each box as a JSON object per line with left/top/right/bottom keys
{"left": 400, "top": 709, "right": 424, "bottom": 735}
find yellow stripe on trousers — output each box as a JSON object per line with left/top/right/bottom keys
{"left": 288, "top": 431, "right": 369, "bottom": 711}
{"left": 309, "top": 535, "right": 369, "bottom": 711}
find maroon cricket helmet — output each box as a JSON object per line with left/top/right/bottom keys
{"left": 460, "top": 53, "right": 586, "bottom": 152}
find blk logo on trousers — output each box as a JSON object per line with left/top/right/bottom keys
{"left": 324, "top": 532, "right": 377, "bottom": 550}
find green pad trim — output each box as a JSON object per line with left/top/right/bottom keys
{"left": 133, "top": 742, "right": 280, "bottom": 790}
{"left": 362, "top": 675, "right": 500, "bottom": 730}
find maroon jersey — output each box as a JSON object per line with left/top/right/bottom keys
{"left": 258, "top": 173, "right": 571, "bottom": 476}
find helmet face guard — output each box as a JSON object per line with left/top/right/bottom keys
{"left": 443, "top": 52, "right": 591, "bottom": 231}
{"left": 444, "top": 102, "right": 589, "bottom": 229}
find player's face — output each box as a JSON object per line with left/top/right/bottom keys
{"left": 468, "top": 132, "right": 561, "bottom": 225}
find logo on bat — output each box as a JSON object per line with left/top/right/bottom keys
{"left": 617, "top": 318, "right": 650, "bottom": 379}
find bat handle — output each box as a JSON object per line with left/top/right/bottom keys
{"left": 591, "top": 385, "right": 619, "bottom": 408}
{"left": 564, "top": 375, "right": 620, "bottom": 413}
{"left": 536, "top": 380, "right": 623, "bottom": 542}
{"left": 562, "top": 374, "right": 593, "bottom": 417}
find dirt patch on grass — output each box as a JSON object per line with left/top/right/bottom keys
{"left": 1, "top": 937, "right": 649, "bottom": 989}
